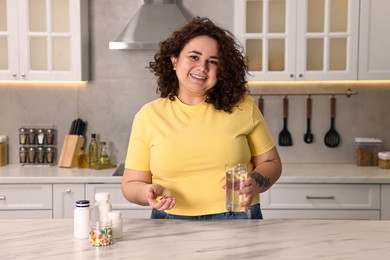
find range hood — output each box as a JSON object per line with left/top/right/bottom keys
{"left": 109, "top": 0, "right": 188, "bottom": 50}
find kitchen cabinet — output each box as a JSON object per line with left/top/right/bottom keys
{"left": 261, "top": 183, "right": 381, "bottom": 220}
{"left": 0, "top": 0, "right": 88, "bottom": 81}
{"left": 358, "top": 0, "right": 390, "bottom": 80}
{"left": 85, "top": 183, "right": 152, "bottom": 219}
{"left": 234, "top": 0, "right": 359, "bottom": 81}
{"left": 0, "top": 184, "right": 52, "bottom": 218}
{"left": 381, "top": 185, "right": 390, "bottom": 220}
{"left": 53, "top": 183, "right": 84, "bottom": 219}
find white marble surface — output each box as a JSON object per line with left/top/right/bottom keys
{"left": 1, "top": 163, "right": 390, "bottom": 184}
{"left": 1, "top": 218, "right": 390, "bottom": 259}
{"left": 0, "top": 164, "right": 120, "bottom": 183}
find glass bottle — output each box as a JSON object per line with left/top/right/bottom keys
{"left": 88, "top": 133, "right": 98, "bottom": 166}
{"left": 98, "top": 141, "right": 111, "bottom": 165}
{"left": 77, "top": 147, "right": 89, "bottom": 168}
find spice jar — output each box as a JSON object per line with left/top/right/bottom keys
{"left": 0, "top": 135, "right": 7, "bottom": 166}
{"left": 28, "top": 128, "right": 36, "bottom": 145}
{"left": 19, "top": 147, "right": 27, "bottom": 164}
{"left": 46, "top": 128, "right": 55, "bottom": 145}
{"left": 28, "top": 147, "right": 36, "bottom": 163}
{"left": 37, "top": 129, "right": 45, "bottom": 145}
{"left": 46, "top": 147, "right": 55, "bottom": 164}
{"left": 37, "top": 146, "right": 45, "bottom": 164}
{"left": 19, "top": 128, "right": 28, "bottom": 145}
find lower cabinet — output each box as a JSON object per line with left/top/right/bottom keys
{"left": 1, "top": 183, "right": 388, "bottom": 220}
{"left": 85, "top": 183, "right": 152, "bottom": 219}
{"left": 261, "top": 184, "right": 381, "bottom": 220}
{"left": 0, "top": 183, "right": 151, "bottom": 219}
{"left": 0, "top": 184, "right": 52, "bottom": 219}
{"left": 381, "top": 185, "right": 390, "bottom": 220}
{"left": 53, "top": 184, "right": 85, "bottom": 219}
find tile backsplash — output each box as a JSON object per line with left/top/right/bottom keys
{"left": 0, "top": 0, "right": 389, "bottom": 164}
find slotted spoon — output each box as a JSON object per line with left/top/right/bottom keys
{"left": 278, "top": 97, "right": 293, "bottom": 146}
{"left": 324, "top": 97, "right": 340, "bottom": 148}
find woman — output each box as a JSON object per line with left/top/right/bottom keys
{"left": 121, "top": 17, "right": 281, "bottom": 219}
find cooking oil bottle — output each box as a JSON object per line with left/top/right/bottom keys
{"left": 77, "top": 146, "right": 88, "bottom": 168}
{"left": 98, "top": 141, "right": 111, "bottom": 165}
{"left": 88, "top": 133, "right": 98, "bottom": 166}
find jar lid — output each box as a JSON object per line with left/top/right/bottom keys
{"left": 0, "top": 135, "right": 6, "bottom": 143}
{"left": 354, "top": 137, "right": 383, "bottom": 144}
{"left": 76, "top": 200, "right": 90, "bottom": 207}
{"left": 378, "top": 152, "right": 390, "bottom": 160}
{"left": 95, "top": 192, "right": 110, "bottom": 201}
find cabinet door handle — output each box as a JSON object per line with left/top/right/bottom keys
{"left": 66, "top": 189, "right": 72, "bottom": 193}
{"left": 0, "top": 196, "right": 6, "bottom": 200}
{"left": 306, "top": 195, "right": 335, "bottom": 200}
{"left": 21, "top": 74, "right": 26, "bottom": 77}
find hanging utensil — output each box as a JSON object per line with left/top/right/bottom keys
{"left": 258, "top": 96, "right": 264, "bottom": 115}
{"left": 304, "top": 96, "right": 314, "bottom": 143}
{"left": 324, "top": 97, "right": 340, "bottom": 148}
{"left": 278, "top": 96, "right": 293, "bottom": 146}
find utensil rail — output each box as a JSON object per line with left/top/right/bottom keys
{"left": 251, "top": 88, "right": 357, "bottom": 98}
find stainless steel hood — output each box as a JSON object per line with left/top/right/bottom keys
{"left": 109, "top": 0, "right": 188, "bottom": 50}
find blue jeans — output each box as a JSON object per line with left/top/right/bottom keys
{"left": 150, "top": 203, "right": 263, "bottom": 220}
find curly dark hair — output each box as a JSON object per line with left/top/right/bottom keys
{"left": 149, "top": 17, "right": 249, "bottom": 113}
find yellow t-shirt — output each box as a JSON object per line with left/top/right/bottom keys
{"left": 125, "top": 95, "right": 275, "bottom": 216}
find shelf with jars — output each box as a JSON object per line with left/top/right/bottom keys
{"left": 19, "top": 125, "right": 57, "bottom": 166}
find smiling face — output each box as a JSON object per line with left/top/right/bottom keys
{"left": 170, "top": 35, "right": 219, "bottom": 105}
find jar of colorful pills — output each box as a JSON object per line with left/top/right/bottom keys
{"left": 89, "top": 222, "right": 113, "bottom": 246}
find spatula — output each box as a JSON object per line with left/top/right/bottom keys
{"left": 304, "top": 97, "right": 314, "bottom": 143}
{"left": 324, "top": 97, "right": 340, "bottom": 148}
{"left": 278, "top": 97, "right": 293, "bottom": 146}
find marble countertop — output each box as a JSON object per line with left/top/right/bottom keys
{"left": 0, "top": 164, "right": 120, "bottom": 183}
{"left": 1, "top": 218, "right": 390, "bottom": 259}
{"left": 0, "top": 163, "right": 390, "bottom": 184}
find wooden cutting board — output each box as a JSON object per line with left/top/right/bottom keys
{"left": 89, "top": 164, "right": 117, "bottom": 170}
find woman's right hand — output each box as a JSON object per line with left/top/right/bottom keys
{"left": 146, "top": 184, "right": 176, "bottom": 211}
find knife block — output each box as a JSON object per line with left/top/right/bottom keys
{"left": 58, "top": 135, "right": 84, "bottom": 168}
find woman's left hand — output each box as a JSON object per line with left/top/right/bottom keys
{"left": 239, "top": 175, "right": 257, "bottom": 211}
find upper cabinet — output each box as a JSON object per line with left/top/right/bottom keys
{"left": 234, "top": 0, "right": 369, "bottom": 81}
{"left": 0, "top": 0, "right": 88, "bottom": 82}
{"left": 358, "top": 0, "right": 390, "bottom": 80}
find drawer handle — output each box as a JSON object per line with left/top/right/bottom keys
{"left": 0, "top": 196, "right": 6, "bottom": 200}
{"left": 306, "top": 195, "right": 335, "bottom": 200}
{"left": 66, "top": 189, "right": 72, "bottom": 193}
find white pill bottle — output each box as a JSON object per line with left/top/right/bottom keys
{"left": 74, "top": 200, "right": 90, "bottom": 239}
